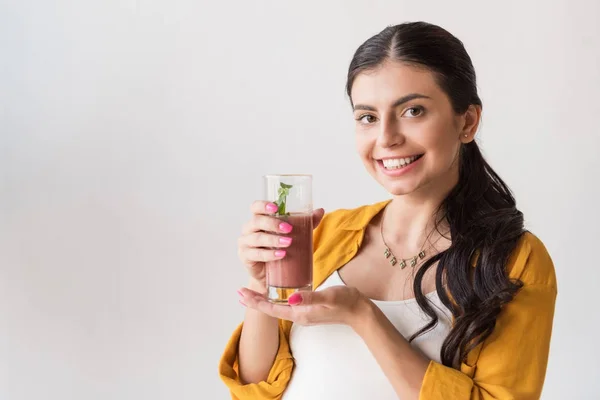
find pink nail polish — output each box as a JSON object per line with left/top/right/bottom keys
{"left": 279, "top": 222, "right": 293, "bottom": 233}
{"left": 274, "top": 250, "right": 286, "bottom": 258}
{"left": 279, "top": 237, "right": 293, "bottom": 246}
{"left": 239, "top": 300, "right": 247, "bottom": 307}
{"left": 288, "top": 293, "right": 302, "bottom": 305}
{"left": 266, "top": 203, "right": 278, "bottom": 213}
{"left": 237, "top": 290, "right": 243, "bottom": 297}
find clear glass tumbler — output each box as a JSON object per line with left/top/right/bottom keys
{"left": 263, "top": 174, "right": 313, "bottom": 303}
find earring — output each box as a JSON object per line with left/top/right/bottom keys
{"left": 464, "top": 134, "right": 468, "bottom": 137}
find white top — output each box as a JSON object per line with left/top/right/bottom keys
{"left": 282, "top": 270, "right": 453, "bottom": 400}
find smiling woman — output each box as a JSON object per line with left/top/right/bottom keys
{"left": 351, "top": 62, "right": 481, "bottom": 198}
{"left": 218, "top": 21, "right": 557, "bottom": 400}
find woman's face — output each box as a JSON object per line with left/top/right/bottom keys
{"left": 350, "top": 61, "right": 478, "bottom": 197}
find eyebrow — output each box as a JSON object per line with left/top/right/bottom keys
{"left": 352, "top": 93, "right": 432, "bottom": 112}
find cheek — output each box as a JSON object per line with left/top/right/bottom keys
{"left": 413, "top": 121, "right": 460, "bottom": 167}
{"left": 425, "top": 132, "right": 461, "bottom": 168}
{"left": 355, "top": 133, "right": 371, "bottom": 160}
{"left": 420, "top": 118, "right": 459, "bottom": 149}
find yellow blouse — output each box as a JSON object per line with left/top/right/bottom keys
{"left": 219, "top": 200, "right": 558, "bottom": 400}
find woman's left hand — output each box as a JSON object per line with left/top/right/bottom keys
{"left": 237, "top": 285, "right": 372, "bottom": 329}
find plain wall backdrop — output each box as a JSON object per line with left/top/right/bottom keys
{"left": 1, "top": 0, "right": 599, "bottom": 399}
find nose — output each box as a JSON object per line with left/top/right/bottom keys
{"left": 376, "top": 116, "right": 405, "bottom": 148}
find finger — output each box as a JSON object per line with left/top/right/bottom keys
{"left": 242, "top": 214, "right": 294, "bottom": 235}
{"left": 257, "top": 299, "right": 324, "bottom": 325}
{"left": 239, "top": 287, "right": 267, "bottom": 299}
{"left": 250, "top": 200, "right": 279, "bottom": 215}
{"left": 312, "top": 208, "right": 325, "bottom": 228}
{"left": 288, "top": 289, "right": 335, "bottom": 306}
{"left": 239, "top": 289, "right": 331, "bottom": 325}
{"left": 240, "top": 246, "right": 287, "bottom": 263}
{"left": 239, "top": 231, "right": 293, "bottom": 249}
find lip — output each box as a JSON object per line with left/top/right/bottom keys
{"left": 376, "top": 155, "right": 423, "bottom": 177}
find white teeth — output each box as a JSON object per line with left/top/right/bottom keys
{"left": 382, "top": 156, "right": 420, "bottom": 170}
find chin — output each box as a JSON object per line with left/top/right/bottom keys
{"left": 364, "top": 166, "right": 422, "bottom": 196}
{"left": 382, "top": 182, "right": 423, "bottom": 196}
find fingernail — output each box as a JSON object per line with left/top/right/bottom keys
{"left": 266, "top": 203, "right": 278, "bottom": 213}
{"left": 239, "top": 300, "right": 247, "bottom": 307}
{"left": 237, "top": 290, "right": 244, "bottom": 298}
{"left": 279, "top": 222, "right": 293, "bottom": 233}
{"left": 274, "top": 250, "right": 286, "bottom": 258}
{"left": 279, "top": 237, "right": 293, "bottom": 246}
{"left": 288, "top": 293, "right": 302, "bottom": 305}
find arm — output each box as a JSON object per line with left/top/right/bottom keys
{"left": 218, "top": 207, "right": 328, "bottom": 399}
{"left": 218, "top": 298, "right": 294, "bottom": 400}
{"left": 238, "top": 284, "right": 431, "bottom": 400}
{"left": 353, "top": 300, "right": 430, "bottom": 400}
{"left": 237, "top": 279, "right": 280, "bottom": 384}
{"left": 218, "top": 199, "right": 299, "bottom": 400}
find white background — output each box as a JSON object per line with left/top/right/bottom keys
{"left": 1, "top": 0, "right": 599, "bottom": 399}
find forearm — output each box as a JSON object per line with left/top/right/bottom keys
{"left": 238, "top": 279, "right": 280, "bottom": 384}
{"left": 353, "top": 300, "right": 430, "bottom": 400}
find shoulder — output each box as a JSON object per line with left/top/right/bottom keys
{"left": 313, "top": 204, "right": 367, "bottom": 249}
{"left": 316, "top": 200, "right": 390, "bottom": 232}
{"left": 317, "top": 203, "right": 376, "bottom": 230}
{"left": 506, "top": 232, "right": 557, "bottom": 290}
{"left": 317, "top": 206, "right": 359, "bottom": 226}
{"left": 312, "top": 200, "right": 389, "bottom": 287}
{"left": 313, "top": 200, "right": 389, "bottom": 245}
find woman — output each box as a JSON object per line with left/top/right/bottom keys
{"left": 219, "top": 21, "right": 557, "bottom": 400}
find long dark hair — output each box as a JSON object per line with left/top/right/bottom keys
{"left": 346, "top": 22, "right": 525, "bottom": 368}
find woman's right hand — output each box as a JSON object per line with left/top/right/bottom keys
{"left": 237, "top": 201, "right": 325, "bottom": 290}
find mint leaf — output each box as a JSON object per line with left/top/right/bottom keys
{"left": 274, "top": 182, "right": 292, "bottom": 216}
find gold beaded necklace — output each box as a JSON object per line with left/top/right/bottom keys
{"left": 380, "top": 205, "right": 439, "bottom": 269}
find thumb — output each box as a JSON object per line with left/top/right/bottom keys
{"left": 312, "top": 208, "right": 325, "bottom": 228}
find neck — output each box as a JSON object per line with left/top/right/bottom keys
{"left": 382, "top": 169, "right": 458, "bottom": 253}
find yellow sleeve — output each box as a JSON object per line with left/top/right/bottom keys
{"left": 218, "top": 319, "right": 294, "bottom": 400}
{"left": 419, "top": 234, "right": 558, "bottom": 400}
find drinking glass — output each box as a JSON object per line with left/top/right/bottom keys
{"left": 263, "top": 174, "right": 313, "bottom": 303}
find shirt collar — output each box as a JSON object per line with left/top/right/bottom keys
{"left": 339, "top": 199, "right": 392, "bottom": 231}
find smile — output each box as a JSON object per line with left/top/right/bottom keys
{"left": 380, "top": 154, "right": 424, "bottom": 170}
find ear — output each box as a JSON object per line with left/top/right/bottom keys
{"left": 459, "top": 104, "right": 482, "bottom": 144}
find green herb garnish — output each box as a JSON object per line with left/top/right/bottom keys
{"left": 274, "top": 182, "right": 293, "bottom": 216}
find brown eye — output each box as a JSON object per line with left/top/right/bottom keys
{"left": 403, "top": 106, "right": 425, "bottom": 118}
{"left": 356, "top": 114, "right": 377, "bottom": 124}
